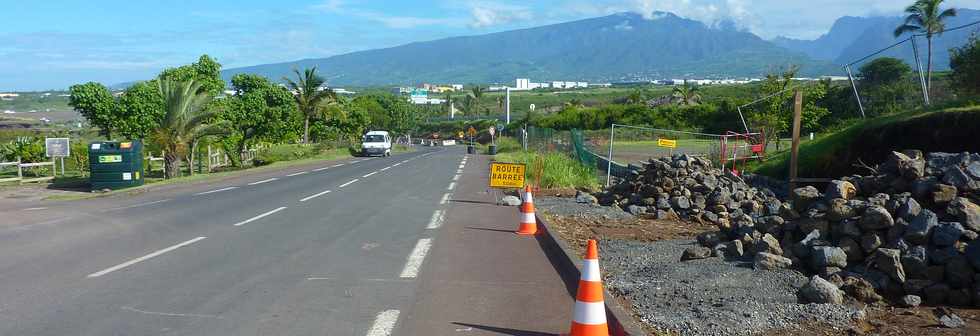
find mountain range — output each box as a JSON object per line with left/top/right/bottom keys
{"left": 223, "top": 9, "right": 980, "bottom": 86}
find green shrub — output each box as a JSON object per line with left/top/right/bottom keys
{"left": 0, "top": 137, "right": 45, "bottom": 163}
{"left": 494, "top": 151, "right": 599, "bottom": 190}
{"left": 254, "top": 144, "right": 320, "bottom": 165}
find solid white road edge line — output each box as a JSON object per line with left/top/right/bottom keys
{"left": 300, "top": 190, "right": 332, "bottom": 202}
{"left": 286, "top": 171, "right": 308, "bottom": 177}
{"left": 195, "top": 187, "right": 238, "bottom": 195}
{"left": 427, "top": 210, "right": 445, "bottom": 229}
{"left": 362, "top": 172, "right": 377, "bottom": 178}
{"left": 87, "top": 237, "right": 207, "bottom": 278}
{"left": 366, "top": 310, "right": 400, "bottom": 336}
{"left": 233, "top": 207, "right": 287, "bottom": 226}
{"left": 339, "top": 179, "right": 359, "bottom": 188}
{"left": 440, "top": 193, "right": 452, "bottom": 205}
{"left": 447, "top": 182, "right": 456, "bottom": 190}
{"left": 248, "top": 178, "right": 278, "bottom": 186}
{"left": 452, "top": 174, "right": 460, "bottom": 181}
{"left": 399, "top": 238, "right": 432, "bottom": 278}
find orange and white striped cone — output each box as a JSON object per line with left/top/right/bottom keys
{"left": 516, "top": 185, "right": 538, "bottom": 235}
{"left": 566, "top": 239, "right": 609, "bottom": 336}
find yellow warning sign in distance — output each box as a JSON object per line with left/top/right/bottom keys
{"left": 489, "top": 162, "right": 526, "bottom": 189}
{"left": 657, "top": 138, "right": 678, "bottom": 149}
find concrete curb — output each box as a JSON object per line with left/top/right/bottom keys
{"left": 534, "top": 214, "right": 647, "bottom": 336}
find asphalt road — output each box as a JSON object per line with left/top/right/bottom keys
{"left": 0, "top": 147, "right": 471, "bottom": 335}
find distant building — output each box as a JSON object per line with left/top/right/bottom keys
{"left": 451, "top": 84, "right": 464, "bottom": 91}
{"left": 515, "top": 78, "right": 530, "bottom": 90}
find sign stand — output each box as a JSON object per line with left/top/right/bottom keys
{"left": 45, "top": 137, "right": 70, "bottom": 177}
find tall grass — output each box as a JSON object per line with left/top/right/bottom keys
{"left": 494, "top": 151, "right": 599, "bottom": 190}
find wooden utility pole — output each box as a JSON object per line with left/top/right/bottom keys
{"left": 789, "top": 89, "right": 803, "bottom": 191}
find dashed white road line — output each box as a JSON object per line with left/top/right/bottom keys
{"left": 456, "top": 169, "right": 463, "bottom": 174}
{"left": 399, "top": 238, "right": 432, "bottom": 278}
{"left": 248, "top": 178, "right": 278, "bottom": 186}
{"left": 233, "top": 207, "right": 287, "bottom": 226}
{"left": 286, "top": 171, "right": 308, "bottom": 177}
{"left": 195, "top": 187, "right": 238, "bottom": 195}
{"left": 22, "top": 207, "right": 48, "bottom": 211}
{"left": 313, "top": 167, "right": 330, "bottom": 172}
{"left": 300, "top": 190, "right": 332, "bottom": 202}
{"left": 427, "top": 210, "right": 445, "bottom": 229}
{"left": 331, "top": 164, "right": 344, "bottom": 168}
{"left": 440, "top": 193, "right": 452, "bottom": 205}
{"left": 338, "top": 179, "right": 359, "bottom": 188}
{"left": 366, "top": 309, "right": 400, "bottom": 336}
{"left": 362, "top": 172, "right": 377, "bottom": 178}
{"left": 452, "top": 174, "right": 460, "bottom": 181}
{"left": 87, "top": 237, "right": 207, "bottom": 278}
{"left": 104, "top": 199, "right": 171, "bottom": 212}
{"left": 380, "top": 166, "right": 391, "bottom": 171}
{"left": 447, "top": 182, "right": 456, "bottom": 190}
{"left": 392, "top": 163, "right": 402, "bottom": 167}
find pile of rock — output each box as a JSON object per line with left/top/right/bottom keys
{"left": 598, "top": 151, "right": 980, "bottom": 308}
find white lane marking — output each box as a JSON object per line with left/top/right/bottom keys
{"left": 233, "top": 207, "right": 287, "bottom": 227}
{"left": 392, "top": 163, "right": 402, "bottom": 167}
{"left": 300, "top": 190, "right": 332, "bottom": 202}
{"left": 400, "top": 160, "right": 409, "bottom": 164}
{"left": 380, "top": 166, "right": 391, "bottom": 171}
{"left": 447, "top": 182, "right": 456, "bottom": 190}
{"left": 456, "top": 169, "right": 463, "bottom": 174}
{"left": 452, "top": 174, "right": 460, "bottom": 181}
{"left": 248, "top": 178, "right": 278, "bottom": 186}
{"left": 362, "top": 172, "right": 377, "bottom": 178}
{"left": 427, "top": 210, "right": 445, "bottom": 229}
{"left": 195, "top": 187, "right": 237, "bottom": 195}
{"left": 313, "top": 167, "right": 330, "bottom": 172}
{"left": 286, "top": 171, "right": 308, "bottom": 177}
{"left": 366, "top": 309, "right": 400, "bottom": 336}
{"left": 458, "top": 165, "right": 465, "bottom": 169}
{"left": 331, "top": 164, "right": 344, "bottom": 168}
{"left": 22, "top": 207, "right": 48, "bottom": 211}
{"left": 339, "top": 179, "right": 359, "bottom": 188}
{"left": 104, "top": 199, "right": 172, "bottom": 212}
{"left": 306, "top": 277, "right": 412, "bottom": 282}
{"left": 87, "top": 237, "right": 207, "bottom": 278}
{"left": 440, "top": 193, "right": 452, "bottom": 205}
{"left": 121, "top": 306, "right": 223, "bottom": 319}
{"left": 399, "top": 238, "right": 432, "bottom": 278}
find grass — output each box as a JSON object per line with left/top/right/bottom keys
{"left": 494, "top": 151, "right": 600, "bottom": 191}
{"left": 749, "top": 103, "right": 980, "bottom": 179}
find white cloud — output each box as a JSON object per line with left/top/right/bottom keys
{"left": 468, "top": 2, "right": 533, "bottom": 28}
{"left": 312, "top": 0, "right": 462, "bottom": 29}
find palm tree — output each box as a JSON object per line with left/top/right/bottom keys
{"left": 625, "top": 89, "right": 646, "bottom": 105}
{"left": 468, "top": 86, "right": 484, "bottom": 116}
{"left": 154, "top": 79, "right": 225, "bottom": 179}
{"left": 894, "top": 0, "right": 957, "bottom": 92}
{"left": 672, "top": 84, "right": 703, "bottom": 106}
{"left": 284, "top": 67, "right": 337, "bottom": 143}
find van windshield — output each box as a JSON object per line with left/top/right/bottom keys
{"left": 363, "top": 135, "right": 385, "bottom": 143}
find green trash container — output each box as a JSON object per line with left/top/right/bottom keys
{"left": 89, "top": 140, "right": 144, "bottom": 191}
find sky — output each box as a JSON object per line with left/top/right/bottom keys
{"left": 3, "top": 0, "right": 980, "bottom": 91}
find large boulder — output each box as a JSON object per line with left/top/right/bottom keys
{"left": 714, "top": 240, "right": 744, "bottom": 258}
{"left": 754, "top": 252, "right": 793, "bottom": 270}
{"left": 826, "top": 198, "right": 856, "bottom": 221}
{"left": 792, "top": 186, "right": 822, "bottom": 211}
{"left": 575, "top": 191, "right": 599, "bottom": 205}
{"left": 965, "top": 242, "right": 980, "bottom": 270}
{"left": 825, "top": 180, "right": 857, "bottom": 200}
{"left": 671, "top": 196, "right": 692, "bottom": 210}
{"left": 904, "top": 209, "right": 939, "bottom": 245}
{"left": 696, "top": 231, "right": 724, "bottom": 248}
{"left": 811, "top": 246, "right": 848, "bottom": 268}
{"left": 755, "top": 233, "right": 783, "bottom": 256}
{"left": 859, "top": 206, "right": 895, "bottom": 231}
{"left": 944, "top": 166, "right": 979, "bottom": 191}
{"left": 944, "top": 256, "right": 975, "bottom": 289}
{"left": 947, "top": 197, "right": 980, "bottom": 232}
{"left": 898, "top": 295, "right": 922, "bottom": 308}
{"left": 842, "top": 276, "right": 883, "bottom": 303}
{"left": 932, "top": 222, "right": 965, "bottom": 246}
{"left": 895, "top": 197, "right": 922, "bottom": 220}
{"left": 861, "top": 233, "right": 883, "bottom": 253}
{"left": 902, "top": 246, "right": 930, "bottom": 279}
{"left": 799, "top": 275, "right": 844, "bottom": 304}
{"left": 838, "top": 237, "right": 864, "bottom": 262}
{"left": 932, "top": 184, "right": 958, "bottom": 205}
{"left": 875, "top": 248, "right": 906, "bottom": 284}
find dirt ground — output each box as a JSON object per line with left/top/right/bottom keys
{"left": 541, "top": 195, "right": 980, "bottom": 336}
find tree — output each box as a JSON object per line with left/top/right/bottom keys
{"left": 894, "top": 0, "right": 957, "bottom": 92}
{"left": 159, "top": 55, "right": 225, "bottom": 96}
{"left": 672, "top": 84, "right": 703, "bottom": 106}
{"left": 220, "top": 74, "right": 299, "bottom": 167}
{"left": 859, "top": 58, "right": 913, "bottom": 87}
{"left": 68, "top": 82, "right": 117, "bottom": 139}
{"left": 859, "top": 58, "right": 916, "bottom": 115}
{"left": 152, "top": 79, "right": 223, "bottom": 178}
{"left": 748, "top": 66, "right": 829, "bottom": 149}
{"left": 468, "top": 86, "right": 484, "bottom": 115}
{"left": 950, "top": 34, "right": 980, "bottom": 96}
{"left": 284, "top": 67, "right": 337, "bottom": 143}
{"left": 115, "top": 81, "right": 165, "bottom": 140}
{"left": 625, "top": 89, "right": 646, "bottom": 105}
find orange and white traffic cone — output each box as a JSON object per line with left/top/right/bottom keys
{"left": 566, "top": 239, "right": 609, "bottom": 336}
{"left": 516, "top": 185, "right": 538, "bottom": 235}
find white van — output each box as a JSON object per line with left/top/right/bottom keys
{"left": 361, "top": 131, "right": 392, "bottom": 157}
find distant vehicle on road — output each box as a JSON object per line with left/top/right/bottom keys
{"left": 361, "top": 131, "right": 392, "bottom": 157}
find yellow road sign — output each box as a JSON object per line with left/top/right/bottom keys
{"left": 657, "top": 138, "right": 678, "bottom": 149}
{"left": 489, "top": 162, "right": 526, "bottom": 189}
